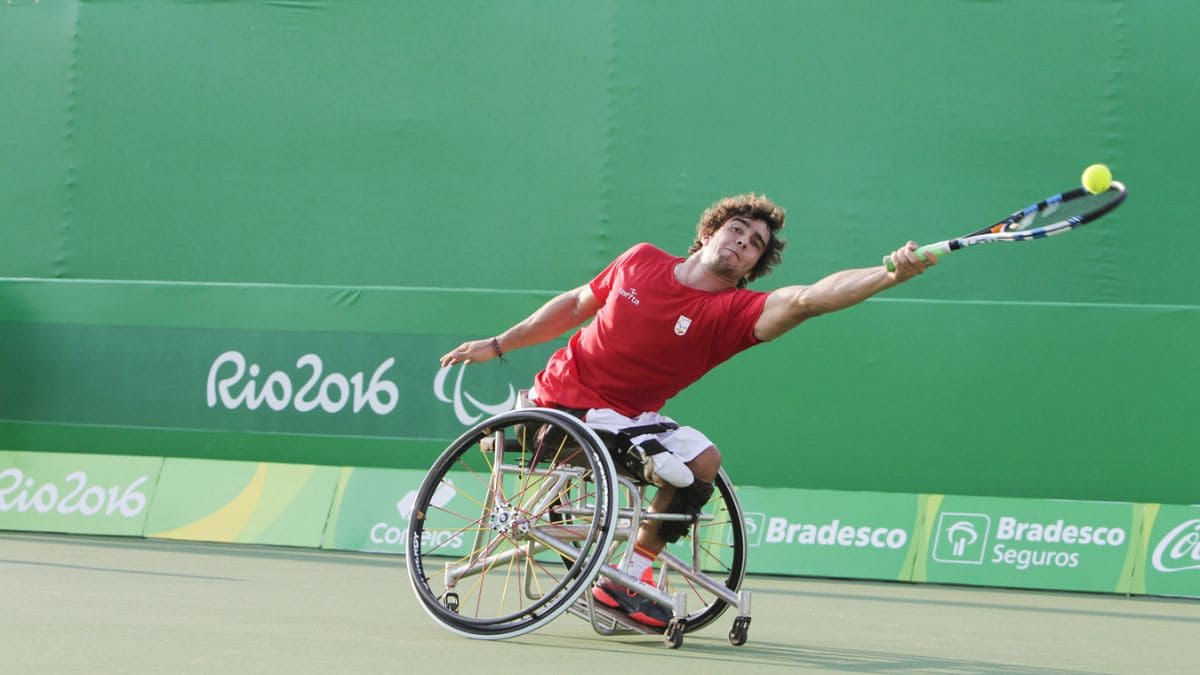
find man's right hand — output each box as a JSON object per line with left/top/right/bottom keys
{"left": 439, "top": 339, "right": 499, "bottom": 367}
{"left": 437, "top": 284, "right": 600, "bottom": 369}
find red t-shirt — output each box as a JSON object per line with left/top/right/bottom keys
{"left": 533, "top": 243, "right": 769, "bottom": 416}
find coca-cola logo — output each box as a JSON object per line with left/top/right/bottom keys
{"left": 1152, "top": 518, "right": 1200, "bottom": 573}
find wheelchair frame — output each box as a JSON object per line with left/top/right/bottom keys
{"left": 406, "top": 407, "right": 752, "bottom": 649}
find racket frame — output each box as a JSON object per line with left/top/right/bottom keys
{"left": 884, "top": 181, "right": 1127, "bottom": 270}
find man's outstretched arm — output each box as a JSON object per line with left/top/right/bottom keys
{"left": 439, "top": 284, "right": 602, "bottom": 366}
{"left": 754, "top": 241, "right": 934, "bottom": 341}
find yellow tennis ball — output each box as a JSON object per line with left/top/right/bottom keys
{"left": 1082, "top": 164, "right": 1112, "bottom": 194}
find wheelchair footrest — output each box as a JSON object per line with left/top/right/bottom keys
{"left": 569, "top": 595, "right": 661, "bottom": 636}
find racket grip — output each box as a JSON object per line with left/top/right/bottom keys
{"left": 882, "top": 242, "right": 948, "bottom": 272}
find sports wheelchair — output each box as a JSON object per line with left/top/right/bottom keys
{"left": 405, "top": 406, "right": 751, "bottom": 649}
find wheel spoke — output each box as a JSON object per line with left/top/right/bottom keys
{"left": 406, "top": 409, "right": 617, "bottom": 639}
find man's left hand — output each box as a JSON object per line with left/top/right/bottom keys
{"left": 886, "top": 241, "right": 936, "bottom": 282}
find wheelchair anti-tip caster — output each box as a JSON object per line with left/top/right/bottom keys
{"left": 664, "top": 618, "right": 686, "bottom": 649}
{"left": 728, "top": 615, "right": 751, "bottom": 646}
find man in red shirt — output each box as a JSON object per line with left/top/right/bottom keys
{"left": 440, "top": 193, "right": 934, "bottom": 626}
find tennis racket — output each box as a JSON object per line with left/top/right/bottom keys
{"left": 883, "top": 179, "right": 1127, "bottom": 271}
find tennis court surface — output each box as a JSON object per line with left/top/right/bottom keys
{"left": 3, "top": 531, "right": 1195, "bottom": 673}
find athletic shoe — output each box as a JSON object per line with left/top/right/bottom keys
{"left": 591, "top": 566, "right": 671, "bottom": 628}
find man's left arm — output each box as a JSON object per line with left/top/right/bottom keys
{"left": 753, "top": 241, "right": 934, "bottom": 341}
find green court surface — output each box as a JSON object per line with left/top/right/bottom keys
{"left": 2, "top": 532, "right": 1196, "bottom": 674}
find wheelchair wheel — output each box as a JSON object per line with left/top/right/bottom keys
{"left": 660, "top": 468, "right": 747, "bottom": 633}
{"left": 406, "top": 408, "right": 619, "bottom": 640}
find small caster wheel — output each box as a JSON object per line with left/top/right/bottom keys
{"left": 664, "top": 618, "right": 686, "bottom": 649}
{"left": 443, "top": 592, "right": 460, "bottom": 613}
{"left": 728, "top": 615, "right": 751, "bottom": 646}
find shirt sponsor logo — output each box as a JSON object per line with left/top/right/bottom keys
{"left": 618, "top": 287, "right": 640, "bottom": 305}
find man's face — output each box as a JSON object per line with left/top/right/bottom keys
{"left": 700, "top": 216, "right": 770, "bottom": 282}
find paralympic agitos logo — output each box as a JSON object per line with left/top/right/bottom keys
{"left": 433, "top": 364, "right": 517, "bottom": 425}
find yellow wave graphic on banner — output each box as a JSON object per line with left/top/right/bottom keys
{"left": 150, "top": 463, "right": 267, "bottom": 542}
{"left": 237, "top": 465, "right": 317, "bottom": 542}
{"left": 1127, "top": 503, "right": 1161, "bottom": 595}
{"left": 909, "top": 493, "right": 945, "bottom": 583}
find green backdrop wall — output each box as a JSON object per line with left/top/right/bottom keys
{"left": 2, "top": 1, "right": 1196, "bottom": 504}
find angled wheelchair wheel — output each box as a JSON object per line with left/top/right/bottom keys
{"left": 660, "top": 468, "right": 748, "bottom": 633}
{"left": 406, "top": 408, "right": 619, "bottom": 640}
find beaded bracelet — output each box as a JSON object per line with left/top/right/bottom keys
{"left": 490, "top": 337, "right": 507, "bottom": 363}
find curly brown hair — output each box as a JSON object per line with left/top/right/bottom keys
{"left": 688, "top": 193, "right": 787, "bottom": 287}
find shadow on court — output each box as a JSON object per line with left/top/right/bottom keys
{"left": 2, "top": 532, "right": 1196, "bottom": 674}
{"left": 521, "top": 634, "right": 1090, "bottom": 674}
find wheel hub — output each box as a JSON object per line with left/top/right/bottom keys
{"left": 488, "top": 502, "right": 531, "bottom": 538}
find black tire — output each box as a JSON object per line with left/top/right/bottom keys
{"left": 406, "top": 408, "right": 618, "bottom": 640}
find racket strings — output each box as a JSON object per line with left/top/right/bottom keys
{"left": 1008, "top": 189, "right": 1119, "bottom": 233}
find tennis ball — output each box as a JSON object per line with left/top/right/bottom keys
{"left": 1082, "top": 164, "right": 1112, "bottom": 194}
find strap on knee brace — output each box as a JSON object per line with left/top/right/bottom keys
{"left": 606, "top": 426, "right": 693, "bottom": 488}
{"left": 658, "top": 480, "right": 714, "bottom": 543}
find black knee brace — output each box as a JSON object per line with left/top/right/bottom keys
{"left": 658, "top": 480, "right": 714, "bottom": 543}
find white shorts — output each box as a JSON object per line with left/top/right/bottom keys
{"left": 581, "top": 408, "right": 714, "bottom": 464}
{"left": 524, "top": 387, "right": 714, "bottom": 463}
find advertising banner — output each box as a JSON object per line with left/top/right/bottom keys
{"left": 1133, "top": 503, "right": 1200, "bottom": 598}
{"left": 913, "top": 494, "right": 1139, "bottom": 593}
{"left": 322, "top": 466, "right": 433, "bottom": 554}
{"left": 0, "top": 451, "right": 162, "bottom": 535}
{"left": 0, "top": 322, "right": 552, "bottom": 445}
{"left": 144, "top": 458, "right": 339, "bottom": 547}
{"left": 736, "top": 486, "right": 921, "bottom": 580}
{"left": 323, "top": 467, "right": 523, "bottom": 563}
